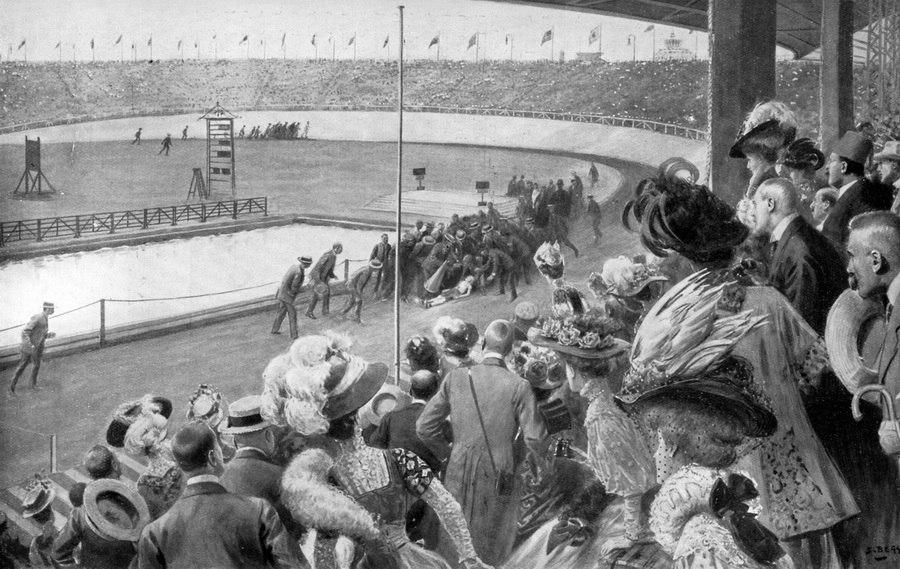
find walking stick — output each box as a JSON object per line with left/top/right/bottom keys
{"left": 852, "top": 384, "right": 900, "bottom": 467}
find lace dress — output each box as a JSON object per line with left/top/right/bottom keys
{"left": 651, "top": 465, "right": 795, "bottom": 569}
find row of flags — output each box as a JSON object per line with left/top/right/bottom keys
{"left": 17, "top": 24, "right": 678, "bottom": 55}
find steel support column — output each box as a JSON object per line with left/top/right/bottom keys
{"left": 820, "top": 0, "right": 855, "bottom": 154}
{"left": 707, "top": 0, "right": 776, "bottom": 204}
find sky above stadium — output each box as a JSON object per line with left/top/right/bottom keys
{"left": 1, "top": 0, "right": 722, "bottom": 63}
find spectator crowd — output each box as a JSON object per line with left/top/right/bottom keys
{"left": 7, "top": 97, "right": 900, "bottom": 569}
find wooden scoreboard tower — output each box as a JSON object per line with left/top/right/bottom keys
{"left": 14, "top": 137, "right": 56, "bottom": 195}
{"left": 199, "top": 103, "right": 236, "bottom": 199}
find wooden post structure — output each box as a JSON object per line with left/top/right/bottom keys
{"left": 707, "top": 0, "right": 776, "bottom": 204}
{"left": 820, "top": 0, "right": 855, "bottom": 153}
{"left": 200, "top": 103, "right": 237, "bottom": 199}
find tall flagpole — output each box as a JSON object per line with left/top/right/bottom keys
{"left": 437, "top": 31, "right": 441, "bottom": 61}
{"left": 395, "top": 5, "right": 405, "bottom": 380}
{"left": 599, "top": 24, "right": 602, "bottom": 54}
{"left": 551, "top": 26, "right": 555, "bottom": 62}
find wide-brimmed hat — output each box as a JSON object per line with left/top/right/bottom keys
{"left": 656, "top": 157, "right": 700, "bottom": 183}
{"left": 824, "top": 289, "right": 885, "bottom": 393}
{"left": 782, "top": 138, "right": 826, "bottom": 171}
{"left": 106, "top": 396, "right": 173, "bottom": 448}
{"left": 220, "top": 395, "right": 270, "bottom": 435}
{"left": 358, "top": 383, "right": 410, "bottom": 429}
{"left": 874, "top": 141, "right": 900, "bottom": 164}
{"left": 434, "top": 316, "right": 479, "bottom": 354}
{"left": 22, "top": 479, "right": 55, "bottom": 518}
{"left": 455, "top": 229, "right": 467, "bottom": 240}
{"left": 729, "top": 101, "right": 798, "bottom": 159}
{"left": 833, "top": 131, "right": 874, "bottom": 165}
{"left": 83, "top": 479, "right": 151, "bottom": 542}
{"left": 617, "top": 357, "right": 777, "bottom": 438}
{"left": 186, "top": 384, "right": 227, "bottom": 429}
{"left": 590, "top": 256, "right": 668, "bottom": 298}
{"left": 42, "top": 301, "right": 55, "bottom": 310}
{"left": 527, "top": 327, "right": 630, "bottom": 361}
{"left": 321, "top": 361, "right": 389, "bottom": 420}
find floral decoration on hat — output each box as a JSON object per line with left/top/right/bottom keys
{"left": 513, "top": 342, "right": 565, "bottom": 390}
{"left": 539, "top": 312, "right": 621, "bottom": 352}
{"left": 588, "top": 255, "right": 668, "bottom": 298}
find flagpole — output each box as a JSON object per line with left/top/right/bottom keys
{"left": 215, "top": 37, "right": 218, "bottom": 60}
{"left": 59, "top": 42, "right": 62, "bottom": 65}
{"left": 437, "top": 31, "right": 440, "bottom": 61}
{"left": 263, "top": 40, "right": 266, "bottom": 60}
{"left": 599, "top": 23, "right": 602, "bottom": 54}
{"left": 395, "top": 4, "right": 405, "bottom": 381}
{"left": 551, "top": 26, "right": 555, "bottom": 62}
{"left": 332, "top": 38, "right": 335, "bottom": 62}
{"left": 475, "top": 33, "right": 479, "bottom": 64}
{"left": 121, "top": 40, "right": 124, "bottom": 62}
{"left": 354, "top": 33, "right": 357, "bottom": 61}
{"left": 652, "top": 28, "right": 656, "bottom": 61}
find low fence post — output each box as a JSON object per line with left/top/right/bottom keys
{"left": 99, "top": 299, "right": 106, "bottom": 347}
{"left": 172, "top": 206, "right": 177, "bottom": 226}
{"left": 74, "top": 215, "right": 81, "bottom": 238}
{"left": 201, "top": 202, "right": 207, "bottom": 223}
{"left": 344, "top": 259, "right": 350, "bottom": 281}
{"left": 0, "top": 222, "right": 4, "bottom": 248}
{"left": 50, "top": 434, "right": 58, "bottom": 473}
{"left": 264, "top": 197, "right": 268, "bottom": 217}
{"left": 233, "top": 200, "right": 238, "bottom": 220}
{"left": 143, "top": 209, "right": 149, "bottom": 229}
{"left": 36, "top": 219, "right": 42, "bottom": 242}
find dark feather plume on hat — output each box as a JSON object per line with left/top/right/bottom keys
{"left": 622, "top": 176, "right": 748, "bottom": 264}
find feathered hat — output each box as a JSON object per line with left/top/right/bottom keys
{"left": 622, "top": 175, "right": 748, "bottom": 263}
{"left": 729, "top": 101, "right": 798, "bottom": 159}
{"left": 260, "top": 332, "right": 388, "bottom": 436}
{"left": 615, "top": 271, "right": 775, "bottom": 437}
{"left": 106, "top": 395, "right": 173, "bottom": 449}
{"left": 589, "top": 256, "right": 668, "bottom": 298}
{"left": 534, "top": 242, "right": 565, "bottom": 281}
{"left": 781, "top": 137, "right": 825, "bottom": 171}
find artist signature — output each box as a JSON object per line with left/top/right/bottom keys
{"left": 866, "top": 545, "right": 900, "bottom": 562}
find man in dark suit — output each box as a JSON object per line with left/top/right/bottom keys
{"left": 370, "top": 234, "right": 390, "bottom": 295}
{"left": 847, "top": 212, "right": 900, "bottom": 454}
{"left": 137, "top": 422, "right": 306, "bottom": 569}
{"left": 306, "top": 242, "right": 342, "bottom": 320}
{"left": 751, "top": 178, "right": 846, "bottom": 334}
{"left": 417, "top": 320, "right": 547, "bottom": 565}
{"left": 219, "top": 396, "right": 301, "bottom": 539}
{"left": 822, "top": 131, "right": 892, "bottom": 250}
{"left": 368, "top": 370, "right": 447, "bottom": 473}
{"left": 271, "top": 256, "right": 312, "bottom": 339}
{"left": 9, "top": 302, "right": 55, "bottom": 396}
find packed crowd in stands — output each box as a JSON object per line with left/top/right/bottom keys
{"left": 4, "top": 59, "right": 898, "bottom": 144}
{"left": 8, "top": 95, "right": 900, "bottom": 569}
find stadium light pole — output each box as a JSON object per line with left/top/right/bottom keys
{"left": 394, "top": 4, "right": 405, "bottom": 381}
{"left": 627, "top": 34, "right": 636, "bottom": 61}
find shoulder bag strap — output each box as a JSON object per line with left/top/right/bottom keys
{"left": 467, "top": 369, "right": 500, "bottom": 477}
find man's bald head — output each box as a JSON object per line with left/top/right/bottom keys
{"left": 751, "top": 177, "right": 802, "bottom": 237}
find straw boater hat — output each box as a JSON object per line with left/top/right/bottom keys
{"left": 83, "top": 479, "right": 151, "bottom": 541}
{"left": 824, "top": 289, "right": 886, "bottom": 393}
{"left": 22, "top": 478, "right": 55, "bottom": 518}
{"left": 106, "top": 396, "right": 173, "bottom": 448}
{"left": 874, "top": 141, "right": 900, "bottom": 164}
{"left": 43, "top": 301, "right": 55, "bottom": 310}
{"left": 615, "top": 271, "right": 776, "bottom": 438}
{"left": 298, "top": 256, "right": 313, "bottom": 267}
{"left": 220, "top": 395, "right": 270, "bottom": 435}
{"left": 260, "top": 333, "right": 389, "bottom": 436}
{"left": 368, "top": 259, "right": 383, "bottom": 270}
{"left": 728, "top": 101, "right": 798, "bottom": 159}
{"left": 187, "top": 384, "right": 227, "bottom": 429}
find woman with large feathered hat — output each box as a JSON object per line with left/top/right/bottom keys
{"left": 262, "top": 332, "right": 491, "bottom": 569}
{"left": 621, "top": 173, "right": 862, "bottom": 567}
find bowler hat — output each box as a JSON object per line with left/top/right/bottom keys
{"left": 219, "top": 395, "right": 270, "bottom": 435}
{"left": 298, "top": 256, "right": 313, "bottom": 266}
{"left": 833, "top": 131, "right": 874, "bottom": 166}
{"left": 83, "top": 479, "right": 151, "bottom": 542}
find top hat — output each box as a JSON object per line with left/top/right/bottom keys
{"left": 874, "top": 141, "right": 900, "bottom": 164}
{"left": 22, "top": 479, "right": 55, "bottom": 518}
{"left": 833, "top": 131, "right": 874, "bottom": 165}
{"left": 83, "top": 479, "right": 151, "bottom": 542}
{"left": 824, "top": 289, "right": 885, "bottom": 393}
{"left": 220, "top": 395, "right": 270, "bottom": 435}
{"left": 106, "top": 396, "right": 173, "bottom": 448}
{"left": 298, "top": 256, "right": 313, "bottom": 266}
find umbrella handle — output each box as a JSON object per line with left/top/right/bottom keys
{"left": 853, "top": 384, "right": 897, "bottom": 422}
